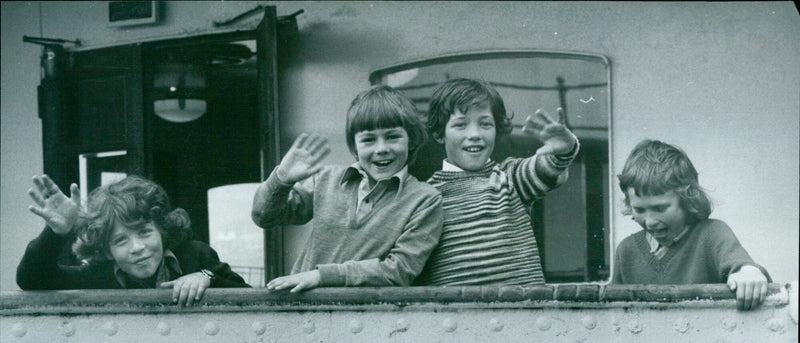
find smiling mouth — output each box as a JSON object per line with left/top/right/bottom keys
{"left": 373, "top": 159, "right": 394, "bottom": 167}
{"left": 133, "top": 257, "right": 151, "bottom": 265}
{"left": 463, "top": 146, "right": 484, "bottom": 153}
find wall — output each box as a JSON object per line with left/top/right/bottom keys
{"left": 1, "top": 1, "right": 798, "bottom": 291}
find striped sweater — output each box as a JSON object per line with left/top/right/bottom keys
{"left": 418, "top": 150, "right": 576, "bottom": 286}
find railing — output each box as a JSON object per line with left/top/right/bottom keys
{"left": 1, "top": 283, "right": 797, "bottom": 342}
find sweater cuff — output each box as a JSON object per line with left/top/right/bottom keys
{"left": 316, "top": 264, "right": 346, "bottom": 286}
{"left": 265, "top": 167, "right": 296, "bottom": 193}
{"left": 733, "top": 263, "right": 773, "bottom": 283}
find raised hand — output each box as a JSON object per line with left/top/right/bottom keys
{"left": 522, "top": 108, "right": 578, "bottom": 156}
{"left": 726, "top": 265, "right": 768, "bottom": 311}
{"left": 28, "top": 175, "right": 81, "bottom": 235}
{"left": 276, "top": 133, "right": 331, "bottom": 183}
{"left": 266, "top": 270, "right": 321, "bottom": 293}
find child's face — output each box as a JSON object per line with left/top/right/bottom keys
{"left": 354, "top": 127, "right": 409, "bottom": 181}
{"left": 437, "top": 105, "right": 496, "bottom": 171}
{"left": 108, "top": 221, "right": 164, "bottom": 280}
{"left": 626, "top": 188, "right": 688, "bottom": 246}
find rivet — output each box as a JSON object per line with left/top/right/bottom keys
{"left": 627, "top": 319, "right": 643, "bottom": 334}
{"left": 204, "top": 321, "right": 220, "bottom": 336}
{"left": 302, "top": 319, "right": 315, "bottom": 334}
{"left": 766, "top": 318, "right": 784, "bottom": 333}
{"left": 101, "top": 321, "right": 119, "bottom": 336}
{"left": 442, "top": 318, "right": 457, "bottom": 333}
{"left": 489, "top": 318, "right": 504, "bottom": 332}
{"left": 673, "top": 317, "right": 690, "bottom": 333}
{"left": 395, "top": 318, "right": 410, "bottom": 332}
{"left": 252, "top": 321, "right": 266, "bottom": 335}
{"left": 11, "top": 323, "right": 26, "bottom": 338}
{"left": 59, "top": 321, "right": 76, "bottom": 337}
{"left": 581, "top": 315, "right": 597, "bottom": 330}
{"left": 721, "top": 318, "right": 737, "bottom": 331}
{"left": 157, "top": 321, "right": 171, "bottom": 336}
{"left": 349, "top": 319, "right": 364, "bottom": 334}
{"left": 536, "top": 316, "right": 551, "bottom": 331}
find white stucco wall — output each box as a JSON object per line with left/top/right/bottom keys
{"left": 2, "top": 1, "right": 798, "bottom": 291}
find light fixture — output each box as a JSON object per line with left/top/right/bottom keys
{"left": 152, "top": 63, "right": 207, "bottom": 123}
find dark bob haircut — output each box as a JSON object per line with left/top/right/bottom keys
{"left": 426, "top": 78, "right": 513, "bottom": 141}
{"left": 345, "top": 85, "right": 427, "bottom": 165}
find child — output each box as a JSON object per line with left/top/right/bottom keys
{"left": 613, "top": 139, "right": 771, "bottom": 310}
{"left": 17, "top": 174, "right": 250, "bottom": 306}
{"left": 418, "top": 78, "right": 579, "bottom": 286}
{"left": 251, "top": 85, "right": 443, "bottom": 292}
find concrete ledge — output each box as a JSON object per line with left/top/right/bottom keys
{"left": 0, "top": 283, "right": 790, "bottom": 315}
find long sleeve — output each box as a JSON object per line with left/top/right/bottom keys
{"left": 16, "top": 227, "right": 87, "bottom": 290}
{"left": 251, "top": 167, "right": 315, "bottom": 228}
{"left": 316, "top": 192, "right": 443, "bottom": 287}
{"left": 176, "top": 241, "right": 251, "bottom": 288}
{"left": 501, "top": 141, "right": 579, "bottom": 205}
{"left": 707, "top": 220, "right": 772, "bottom": 283}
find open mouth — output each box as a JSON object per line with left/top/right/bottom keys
{"left": 373, "top": 159, "right": 394, "bottom": 167}
{"left": 463, "top": 146, "right": 484, "bottom": 153}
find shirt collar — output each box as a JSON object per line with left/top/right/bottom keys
{"left": 341, "top": 163, "right": 409, "bottom": 195}
{"left": 645, "top": 224, "right": 692, "bottom": 253}
{"left": 441, "top": 159, "right": 494, "bottom": 172}
{"left": 113, "top": 249, "right": 182, "bottom": 288}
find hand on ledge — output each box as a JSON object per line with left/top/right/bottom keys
{"left": 727, "top": 265, "right": 769, "bottom": 311}
{"left": 266, "top": 270, "right": 321, "bottom": 293}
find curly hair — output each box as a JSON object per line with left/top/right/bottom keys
{"left": 72, "top": 175, "right": 193, "bottom": 262}
{"left": 345, "top": 85, "right": 428, "bottom": 165}
{"left": 426, "top": 78, "right": 513, "bottom": 142}
{"left": 618, "top": 139, "right": 713, "bottom": 225}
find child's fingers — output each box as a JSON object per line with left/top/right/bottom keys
{"left": 177, "top": 283, "right": 191, "bottom": 306}
{"left": 726, "top": 278, "right": 737, "bottom": 291}
{"left": 185, "top": 284, "right": 199, "bottom": 306}
{"left": 28, "top": 205, "right": 48, "bottom": 220}
{"left": 306, "top": 135, "right": 328, "bottom": 154}
{"left": 69, "top": 183, "right": 81, "bottom": 204}
{"left": 32, "top": 176, "right": 47, "bottom": 195}
{"left": 195, "top": 285, "right": 207, "bottom": 302}
{"left": 535, "top": 109, "right": 557, "bottom": 125}
{"left": 290, "top": 281, "right": 308, "bottom": 293}
{"left": 309, "top": 146, "right": 331, "bottom": 166}
{"left": 292, "top": 133, "right": 310, "bottom": 150}
{"left": 556, "top": 107, "right": 566, "bottom": 125}
{"left": 41, "top": 175, "right": 61, "bottom": 198}
{"left": 28, "top": 188, "right": 45, "bottom": 207}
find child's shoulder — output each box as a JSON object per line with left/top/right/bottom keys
{"left": 404, "top": 173, "right": 442, "bottom": 198}
{"left": 693, "top": 218, "right": 736, "bottom": 237}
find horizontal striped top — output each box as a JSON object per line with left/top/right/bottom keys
{"left": 419, "top": 151, "right": 575, "bottom": 286}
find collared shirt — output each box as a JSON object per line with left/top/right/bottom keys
{"left": 113, "top": 249, "right": 182, "bottom": 288}
{"left": 646, "top": 226, "right": 692, "bottom": 260}
{"left": 340, "top": 163, "right": 408, "bottom": 225}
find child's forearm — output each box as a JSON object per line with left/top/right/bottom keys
{"left": 251, "top": 168, "right": 312, "bottom": 228}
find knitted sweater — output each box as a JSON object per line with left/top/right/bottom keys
{"left": 419, "top": 150, "right": 576, "bottom": 286}
{"left": 253, "top": 165, "right": 443, "bottom": 287}
{"left": 612, "top": 219, "right": 772, "bottom": 284}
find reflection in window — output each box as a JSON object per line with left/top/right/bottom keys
{"left": 371, "top": 51, "right": 612, "bottom": 282}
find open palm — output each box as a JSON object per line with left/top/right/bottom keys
{"left": 523, "top": 108, "right": 578, "bottom": 156}
{"left": 276, "top": 133, "right": 331, "bottom": 183}
{"left": 28, "top": 175, "right": 81, "bottom": 235}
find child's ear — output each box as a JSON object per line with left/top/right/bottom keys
{"left": 432, "top": 132, "right": 444, "bottom": 144}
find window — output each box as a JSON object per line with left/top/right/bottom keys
{"left": 370, "top": 50, "right": 613, "bottom": 282}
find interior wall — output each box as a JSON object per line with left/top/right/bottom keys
{"left": 1, "top": 1, "right": 798, "bottom": 291}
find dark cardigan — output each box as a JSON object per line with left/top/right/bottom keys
{"left": 17, "top": 227, "right": 250, "bottom": 290}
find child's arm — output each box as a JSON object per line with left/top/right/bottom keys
{"left": 506, "top": 108, "right": 579, "bottom": 202}
{"left": 251, "top": 133, "right": 330, "bottom": 228}
{"left": 726, "top": 265, "right": 768, "bottom": 311}
{"left": 266, "top": 193, "right": 444, "bottom": 292}
{"left": 17, "top": 175, "right": 84, "bottom": 290}
{"left": 159, "top": 242, "right": 250, "bottom": 306}
{"left": 707, "top": 220, "right": 771, "bottom": 311}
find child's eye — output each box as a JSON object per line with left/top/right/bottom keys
{"left": 112, "top": 238, "right": 128, "bottom": 246}
{"left": 359, "top": 137, "right": 375, "bottom": 144}
{"left": 480, "top": 122, "right": 495, "bottom": 128}
{"left": 139, "top": 229, "right": 154, "bottom": 237}
{"left": 653, "top": 206, "right": 669, "bottom": 213}
{"left": 451, "top": 123, "right": 466, "bottom": 129}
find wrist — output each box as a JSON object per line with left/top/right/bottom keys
{"left": 275, "top": 166, "right": 292, "bottom": 183}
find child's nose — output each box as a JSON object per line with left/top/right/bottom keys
{"left": 466, "top": 124, "right": 481, "bottom": 139}
{"left": 374, "top": 139, "right": 389, "bottom": 153}
{"left": 129, "top": 237, "right": 145, "bottom": 253}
